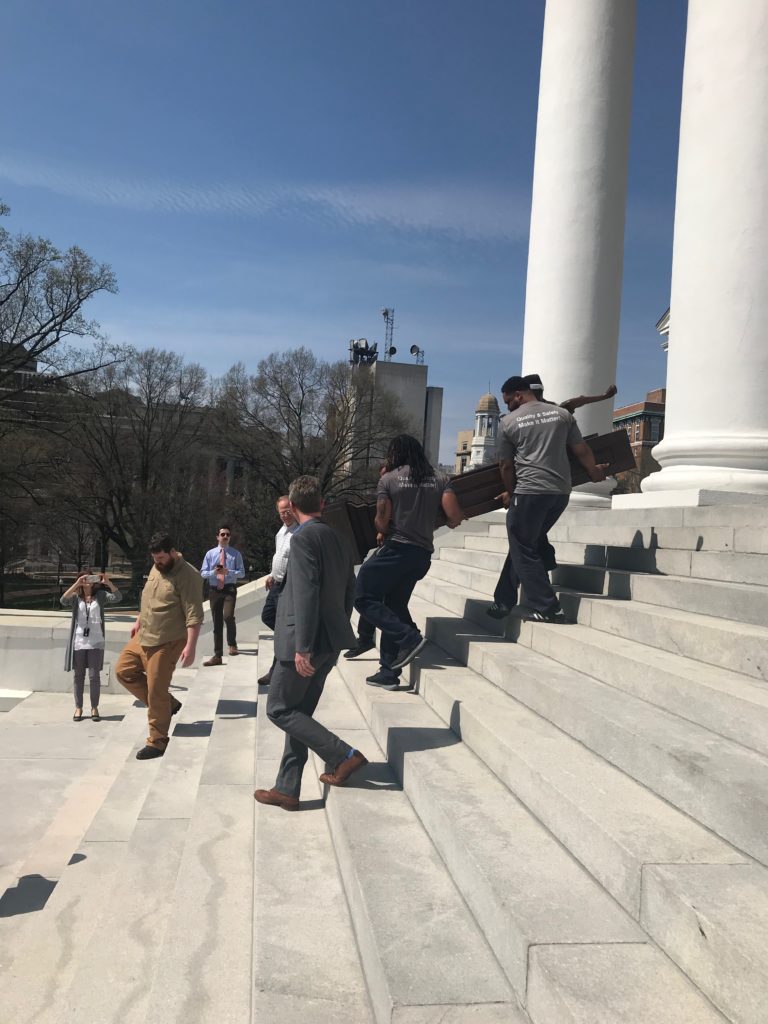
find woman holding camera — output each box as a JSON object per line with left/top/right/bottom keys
{"left": 61, "top": 570, "right": 122, "bottom": 721}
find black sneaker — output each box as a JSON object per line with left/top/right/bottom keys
{"left": 390, "top": 632, "right": 428, "bottom": 671}
{"left": 526, "top": 605, "right": 569, "bottom": 624}
{"left": 136, "top": 745, "right": 165, "bottom": 760}
{"left": 486, "top": 602, "right": 513, "bottom": 620}
{"left": 344, "top": 641, "right": 376, "bottom": 660}
{"left": 366, "top": 670, "right": 401, "bottom": 691}
{"left": 170, "top": 696, "right": 182, "bottom": 716}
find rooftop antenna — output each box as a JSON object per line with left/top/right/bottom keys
{"left": 409, "top": 344, "right": 425, "bottom": 365}
{"left": 381, "top": 307, "right": 397, "bottom": 360}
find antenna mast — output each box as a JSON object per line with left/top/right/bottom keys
{"left": 381, "top": 307, "right": 396, "bottom": 360}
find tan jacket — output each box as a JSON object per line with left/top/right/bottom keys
{"left": 138, "top": 556, "right": 204, "bottom": 647}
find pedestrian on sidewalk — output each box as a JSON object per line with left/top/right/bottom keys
{"left": 487, "top": 375, "right": 608, "bottom": 624}
{"left": 258, "top": 495, "right": 298, "bottom": 685}
{"left": 354, "top": 435, "right": 464, "bottom": 690}
{"left": 116, "top": 533, "right": 204, "bottom": 760}
{"left": 255, "top": 475, "right": 367, "bottom": 811}
{"left": 200, "top": 524, "right": 245, "bottom": 666}
{"left": 61, "top": 570, "right": 122, "bottom": 722}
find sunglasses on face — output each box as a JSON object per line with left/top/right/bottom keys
{"left": 219, "top": 532, "right": 230, "bottom": 537}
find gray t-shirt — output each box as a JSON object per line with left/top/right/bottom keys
{"left": 377, "top": 467, "right": 453, "bottom": 552}
{"left": 497, "top": 401, "right": 583, "bottom": 494}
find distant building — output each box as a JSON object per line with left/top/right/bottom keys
{"left": 454, "top": 392, "right": 502, "bottom": 474}
{"left": 613, "top": 388, "right": 666, "bottom": 486}
{"left": 356, "top": 358, "right": 444, "bottom": 467}
{"left": 470, "top": 393, "right": 501, "bottom": 469}
{"left": 455, "top": 429, "right": 473, "bottom": 474}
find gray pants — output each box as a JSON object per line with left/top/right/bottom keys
{"left": 267, "top": 653, "right": 350, "bottom": 798}
{"left": 72, "top": 647, "right": 104, "bottom": 708}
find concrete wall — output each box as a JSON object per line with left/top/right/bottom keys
{"left": 0, "top": 579, "right": 268, "bottom": 694}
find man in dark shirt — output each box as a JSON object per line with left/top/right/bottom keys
{"left": 354, "top": 434, "right": 464, "bottom": 689}
{"left": 488, "top": 375, "right": 608, "bottom": 623}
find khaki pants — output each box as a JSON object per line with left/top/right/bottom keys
{"left": 116, "top": 635, "right": 186, "bottom": 749}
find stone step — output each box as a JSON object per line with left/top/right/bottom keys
{"left": 551, "top": 502, "right": 768, "bottom": 530}
{"left": 146, "top": 651, "right": 258, "bottom": 1024}
{"left": 52, "top": 665, "right": 228, "bottom": 1024}
{"left": 335, "top": 653, "right": 644, "bottom": 1008}
{"left": 552, "top": 563, "right": 768, "bottom": 626}
{"left": 411, "top": 592, "right": 768, "bottom": 867}
{"left": 557, "top": 592, "right": 768, "bottom": 683}
{"left": 306, "top": 667, "right": 523, "bottom": 1024}
{"left": 417, "top": 576, "right": 768, "bottom": 757}
{"left": 397, "top": 599, "right": 747, "bottom": 919}
{"left": 642, "top": 862, "right": 768, "bottom": 1024}
{"left": 490, "top": 519, "right": 742, "bottom": 554}
{"left": 527, "top": 943, "right": 727, "bottom": 1024}
{"left": 0, "top": 687, "right": 32, "bottom": 713}
{"left": 252, "top": 636, "right": 374, "bottom": 1024}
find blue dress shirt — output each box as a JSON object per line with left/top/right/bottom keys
{"left": 200, "top": 546, "right": 246, "bottom": 586}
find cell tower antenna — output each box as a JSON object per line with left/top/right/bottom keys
{"left": 381, "top": 307, "right": 397, "bottom": 360}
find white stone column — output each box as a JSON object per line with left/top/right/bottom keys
{"left": 643, "top": 0, "right": 768, "bottom": 496}
{"left": 521, "top": 0, "right": 636, "bottom": 502}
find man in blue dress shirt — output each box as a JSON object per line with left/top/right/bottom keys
{"left": 200, "top": 524, "right": 246, "bottom": 666}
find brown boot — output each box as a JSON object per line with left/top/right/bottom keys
{"left": 319, "top": 751, "right": 368, "bottom": 787}
{"left": 228, "top": 645, "right": 239, "bottom": 656}
{"left": 203, "top": 655, "right": 223, "bottom": 667}
{"left": 254, "top": 787, "right": 299, "bottom": 811}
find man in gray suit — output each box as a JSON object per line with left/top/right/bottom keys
{"left": 254, "top": 475, "right": 369, "bottom": 811}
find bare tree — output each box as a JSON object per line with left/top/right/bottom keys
{"left": 43, "top": 346, "right": 215, "bottom": 590}
{"left": 215, "top": 347, "right": 408, "bottom": 499}
{"left": 0, "top": 203, "right": 117, "bottom": 406}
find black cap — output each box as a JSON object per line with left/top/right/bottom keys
{"left": 501, "top": 374, "right": 532, "bottom": 393}
{"left": 523, "top": 373, "right": 544, "bottom": 391}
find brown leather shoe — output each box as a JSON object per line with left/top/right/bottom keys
{"left": 319, "top": 751, "right": 368, "bottom": 787}
{"left": 203, "top": 655, "right": 223, "bottom": 667}
{"left": 254, "top": 787, "right": 299, "bottom": 811}
{"left": 228, "top": 646, "right": 239, "bottom": 656}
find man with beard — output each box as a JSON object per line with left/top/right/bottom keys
{"left": 116, "top": 532, "right": 204, "bottom": 760}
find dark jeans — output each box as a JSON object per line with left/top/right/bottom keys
{"left": 357, "top": 615, "right": 376, "bottom": 644}
{"left": 209, "top": 584, "right": 237, "bottom": 656}
{"left": 267, "top": 653, "right": 351, "bottom": 798}
{"left": 494, "top": 493, "right": 570, "bottom": 612}
{"left": 354, "top": 541, "right": 431, "bottom": 671}
{"left": 261, "top": 579, "right": 284, "bottom": 631}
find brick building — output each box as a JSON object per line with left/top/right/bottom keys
{"left": 612, "top": 388, "right": 666, "bottom": 488}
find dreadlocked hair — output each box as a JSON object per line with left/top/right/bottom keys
{"left": 385, "top": 434, "right": 435, "bottom": 487}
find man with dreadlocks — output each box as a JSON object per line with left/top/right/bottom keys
{"left": 354, "top": 434, "right": 464, "bottom": 689}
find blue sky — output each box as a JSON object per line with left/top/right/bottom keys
{"left": 1, "top": 0, "right": 687, "bottom": 462}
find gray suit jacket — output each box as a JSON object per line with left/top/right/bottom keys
{"left": 273, "top": 518, "right": 357, "bottom": 661}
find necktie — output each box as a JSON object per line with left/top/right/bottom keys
{"left": 217, "top": 548, "right": 226, "bottom": 589}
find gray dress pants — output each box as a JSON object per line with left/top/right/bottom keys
{"left": 267, "top": 652, "right": 350, "bottom": 798}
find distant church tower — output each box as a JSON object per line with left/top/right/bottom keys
{"left": 470, "top": 392, "right": 500, "bottom": 468}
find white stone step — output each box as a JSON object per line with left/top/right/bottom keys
{"left": 306, "top": 667, "right": 523, "bottom": 1024}
{"left": 559, "top": 592, "right": 768, "bottom": 683}
{"left": 144, "top": 650, "right": 258, "bottom": 1024}
{"left": 398, "top": 602, "right": 746, "bottom": 918}
{"left": 412, "top": 593, "right": 768, "bottom": 867}
{"left": 547, "top": 521, "right": 738, "bottom": 553}
{"left": 642, "top": 862, "right": 768, "bottom": 1024}
{"left": 526, "top": 944, "right": 727, "bottom": 1024}
{"left": 335, "top": 653, "right": 644, "bottom": 1006}
{"left": 417, "top": 575, "right": 768, "bottom": 757}
{"left": 0, "top": 840, "right": 130, "bottom": 1024}
{"left": 252, "top": 635, "right": 374, "bottom": 1024}
{"left": 56, "top": 818, "right": 190, "bottom": 1024}
{"left": 556, "top": 502, "right": 768, "bottom": 530}
{"left": 0, "top": 688, "right": 32, "bottom": 713}
{"left": 429, "top": 552, "right": 500, "bottom": 595}
{"left": 552, "top": 562, "right": 768, "bottom": 627}
{"left": 52, "top": 665, "right": 228, "bottom": 1024}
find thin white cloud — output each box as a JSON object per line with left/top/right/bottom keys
{"left": 0, "top": 154, "right": 528, "bottom": 242}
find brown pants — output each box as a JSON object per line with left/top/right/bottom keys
{"left": 115, "top": 635, "right": 186, "bottom": 749}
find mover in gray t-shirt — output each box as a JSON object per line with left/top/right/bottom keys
{"left": 490, "top": 375, "right": 608, "bottom": 624}
{"left": 354, "top": 434, "right": 463, "bottom": 687}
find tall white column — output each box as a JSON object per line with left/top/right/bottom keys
{"left": 521, "top": 0, "right": 636, "bottom": 502}
{"left": 643, "top": 0, "right": 768, "bottom": 495}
